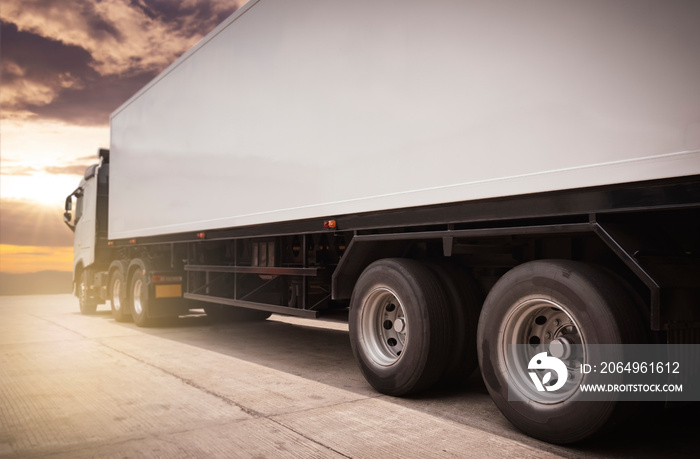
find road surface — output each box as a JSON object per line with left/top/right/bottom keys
{"left": 0, "top": 294, "right": 697, "bottom": 458}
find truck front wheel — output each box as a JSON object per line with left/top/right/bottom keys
{"left": 477, "top": 260, "right": 646, "bottom": 444}
{"left": 78, "top": 270, "right": 98, "bottom": 315}
{"left": 349, "top": 258, "right": 452, "bottom": 396}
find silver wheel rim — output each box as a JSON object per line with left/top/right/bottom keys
{"left": 112, "top": 278, "right": 122, "bottom": 312}
{"left": 132, "top": 278, "right": 143, "bottom": 316}
{"left": 80, "top": 281, "right": 87, "bottom": 301}
{"left": 360, "top": 287, "right": 407, "bottom": 366}
{"left": 80, "top": 273, "right": 88, "bottom": 302}
{"left": 502, "top": 298, "right": 585, "bottom": 403}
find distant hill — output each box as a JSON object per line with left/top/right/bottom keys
{"left": 0, "top": 271, "right": 73, "bottom": 296}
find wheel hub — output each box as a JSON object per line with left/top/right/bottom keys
{"left": 502, "top": 298, "right": 585, "bottom": 403}
{"left": 549, "top": 337, "right": 572, "bottom": 360}
{"left": 360, "top": 287, "right": 407, "bottom": 366}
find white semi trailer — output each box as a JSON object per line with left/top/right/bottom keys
{"left": 64, "top": 0, "right": 700, "bottom": 444}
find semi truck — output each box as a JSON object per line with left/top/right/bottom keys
{"left": 63, "top": 0, "right": 700, "bottom": 444}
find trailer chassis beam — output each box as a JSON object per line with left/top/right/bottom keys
{"left": 184, "top": 292, "right": 320, "bottom": 319}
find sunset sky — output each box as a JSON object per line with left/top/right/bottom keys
{"left": 0, "top": 0, "right": 248, "bottom": 273}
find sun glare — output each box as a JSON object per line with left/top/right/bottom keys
{"left": 1, "top": 173, "right": 81, "bottom": 208}
{"left": 0, "top": 119, "right": 108, "bottom": 206}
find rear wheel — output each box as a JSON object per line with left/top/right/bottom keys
{"left": 110, "top": 270, "right": 130, "bottom": 322}
{"left": 78, "top": 270, "right": 98, "bottom": 315}
{"left": 349, "top": 258, "right": 452, "bottom": 396}
{"left": 130, "top": 269, "right": 152, "bottom": 327}
{"left": 477, "top": 259, "right": 646, "bottom": 444}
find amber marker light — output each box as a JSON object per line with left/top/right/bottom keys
{"left": 196, "top": 232, "right": 206, "bottom": 239}
{"left": 323, "top": 219, "right": 337, "bottom": 229}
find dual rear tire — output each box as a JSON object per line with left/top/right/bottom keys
{"left": 477, "top": 259, "right": 646, "bottom": 444}
{"left": 349, "top": 258, "right": 480, "bottom": 396}
{"left": 129, "top": 269, "right": 152, "bottom": 327}
{"left": 108, "top": 266, "right": 152, "bottom": 326}
{"left": 350, "top": 258, "right": 646, "bottom": 444}
{"left": 110, "top": 269, "right": 130, "bottom": 322}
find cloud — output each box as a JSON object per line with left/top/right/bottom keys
{"left": 1, "top": 141, "right": 96, "bottom": 178}
{"left": 0, "top": 119, "right": 109, "bottom": 166}
{"left": 25, "top": 70, "right": 158, "bottom": 125}
{"left": 43, "top": 164, "right": 94, "bottom": 176}
{"left": 0, "top": 199, "right": 74, "bottom": 247}
{"left": 0, "top": 21, "right": 99, "bottom": 120}
{"left": 76, "top": 155, "right": 99, "bottom": 162}
{"left": 3, "top": 0, "right": 169, "bottom": 75}
{"left": 0, "top": 164, "right": 40, "bottom": 176}
{"left": 0, "top": 0, "right": 246, "bottom": 124}
{"left": 0, "top": 244, "right": 73, "bottom": 273}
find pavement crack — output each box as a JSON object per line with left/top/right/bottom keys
{"left": 28, "top": 314, "right": 91, "bottom": 339}
{"left": 98, "top": 341, "right": 265, "bottom": 418}
{"left": 96, "top": 341, "right": 354, "bottom": 458}
{"left": 24, "top": 313, "right": 262, "bottom": 418}
{"left": 267, "top": 418, "right": 353, "bottom": 459}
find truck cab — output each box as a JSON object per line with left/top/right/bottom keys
{"left": 63, "top": 148, "right": 110, "bottom": 313}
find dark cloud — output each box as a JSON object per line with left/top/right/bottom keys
{"left": 1, "top": 20, "right": 156, "bottom": 125}
{"left": 78, "top": 1, "right": 123, "bottom": 42}
{"left": 0, "top": 199, "right": 73, "bottom": 247}
{"left": 0, "top": 21, "right": 96, "bottom": 80}
{"left": 3, "top": 0, "right": 122, "bottom": 43}
{"left": 1, "top": 21, "right": 99, "bottom": 120}
{"left": 26, "top": 70, "right": 159, "bottom": 126}
{"left": 1, "top": 1, "right": 243, "bottom": 125}
{"left": 130, "top": 0, "right": 237, "bottom": 35}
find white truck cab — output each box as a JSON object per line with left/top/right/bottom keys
{"left": 64, "top": 149, "right": 110, "bottom": 313}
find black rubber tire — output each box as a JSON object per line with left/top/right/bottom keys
{"left": 477, "top": 260, "right": 646, "bottom": 444}
{"left": 204, "top": 305, "right": 272, "bottom": 322}
{"left": 425, "top": 262, "right": 482, "bottom": 384}
{"left": 130, "top": 269, "right": 152, "bottom": 327}
{"left": 349, "top": 258, "right": 453, "bottom": 396}
{"left": 78, "top": 270, "right": 98, "bottom": 315}
{"left": 110, "top": 269, "right": 131, "bottom": 322}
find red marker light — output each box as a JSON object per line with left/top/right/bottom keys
{"left": 196, "top": 232, "right": 206, "bottom": 239}
{"left": 323, "top": 220, "right": 337, "bottom": 229}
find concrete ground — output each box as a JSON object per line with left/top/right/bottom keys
{"left": 0, "top": 294, "right": 697, "bottom": 458}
